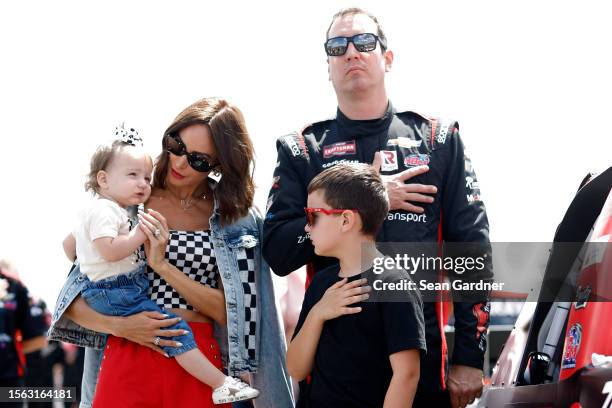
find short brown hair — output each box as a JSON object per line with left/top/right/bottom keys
{"left": 308, "top": 163, "right": 389, "bottom": 236}
{"left": 85, "top": 140, "right": 133, "bottom": 194}
{"left": 326, "top": 7, "right": 388, "bottom": 51}
{"left": 153, "top": 97, "right": 255, "bottom": 225}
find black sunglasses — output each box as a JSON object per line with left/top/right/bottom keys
{"left": 163, "top": 133, "right": 216, "bottom": 173}
{"left": 324, "top": 33, "right": 386, "bottom": 57}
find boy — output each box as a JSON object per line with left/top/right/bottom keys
{"left": 286, "top": 163, "right": 426, "bottom": 408}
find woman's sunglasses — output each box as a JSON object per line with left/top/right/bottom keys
{"left": 304, "top": 207, "right": 358, "bottom": 227}
{"left": 324, "top": 33, "right": 386, "bottom": 57}
{"left": 163, "top": 133, "right": 216, "bottom": 173}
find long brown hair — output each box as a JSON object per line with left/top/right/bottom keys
{"left": 153, "top": 97, "right": 255, "bottom": 225}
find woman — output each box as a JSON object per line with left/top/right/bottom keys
{"left": 48, "top": 98, "right": 294, "bottom": 407}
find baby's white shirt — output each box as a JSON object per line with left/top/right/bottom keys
{"left": 74, "top": 198, "right": 139, "bottom": 281}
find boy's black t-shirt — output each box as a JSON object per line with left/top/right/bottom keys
{"left": 293, "top": 265, "right": 426, "bottom": 408}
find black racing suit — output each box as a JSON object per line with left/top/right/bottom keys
{"left": 263, "top": 102, "right": 492, "bottom": 398}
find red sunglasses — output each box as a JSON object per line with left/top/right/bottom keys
{"left": 304, "top": 207, "right": 358, "bottom": 227}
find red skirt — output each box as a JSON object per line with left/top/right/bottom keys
{"left": 93, "top": 322, "right": 230, "bottom": 408}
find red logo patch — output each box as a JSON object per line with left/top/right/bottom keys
{"left": 404, "top": 154, "right": 430, "bottom": 167}
{"left": 323, "top": 141, "right": 356, "bottom": 158}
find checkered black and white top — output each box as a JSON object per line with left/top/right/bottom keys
{"left": 145, "top": 229, "right": 258, "bottom": 361}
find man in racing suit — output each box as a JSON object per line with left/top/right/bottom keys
{"left": 263, "top": 8, "right": 492, "bottom": 408}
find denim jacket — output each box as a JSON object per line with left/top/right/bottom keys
{"left": 48, "top": 205, "right": 294, "bottom": 408}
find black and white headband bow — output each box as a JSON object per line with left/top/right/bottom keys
{"left": 114, "top": 123, "right": 143, "bottom": 147}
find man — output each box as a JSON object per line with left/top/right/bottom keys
{"left": 263, "top": 8, "right": 492, "bottom": 408}
{"left": 0, "top": 260, "right": 49, "bottom": 407}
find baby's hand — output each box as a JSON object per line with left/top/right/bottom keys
{"left": 312, "top": 278, "right": 370, "bottom": 322}
{"left": 138, "top": 209, "right": 170, "bottom": 271}
{"left": 130, "top": 223, "right": 148, "bottom": 244}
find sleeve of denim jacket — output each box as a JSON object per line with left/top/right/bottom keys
{"left": 251, "top": 210, "right": 295, "bottom": 407}
{"left": 48, "top": 264, "right": 107, "bottom": 349}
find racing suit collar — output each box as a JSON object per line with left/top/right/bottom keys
{"left": 336, "top": 101, "right": 394, "bottom": 138}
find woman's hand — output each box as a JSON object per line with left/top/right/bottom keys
{"left": 113, "top": 311, "right": 188, "bottom": 357}
{"left": 65, "top": 297, "right": 184, "bottom": 357}
{"left": 139, "top": 209, "right": 170, "bottom": 272}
